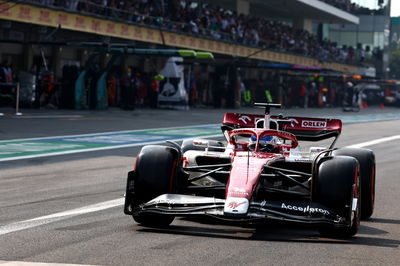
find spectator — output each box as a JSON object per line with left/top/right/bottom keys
{"left": 28, "top": 0, "right": 370, "bottom": 65}
{"left": 0, "top": 60, "right": 13, "bottom": 84}
{"left": 66, "top": 0, "right": 79, "bottom": 10}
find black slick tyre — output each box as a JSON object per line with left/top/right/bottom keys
{"left": 333, "top": 148, "right": 375, "bottom": 219}
{"left": 313, "top": 156, "right": 361, "bottom": 237}
{"left": 132, "top": 145, "right": 181, "bottom": 227}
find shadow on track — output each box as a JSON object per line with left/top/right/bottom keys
{"left": 368, "top": 218, "right": 400, "bottom": 225}
{"left": 359, "top": 225, "right": 389, "bottom": 235}
{"left": 135, "top": 219, "right": 400, "bottom": 248}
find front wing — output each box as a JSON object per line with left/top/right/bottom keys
{"left": 125, "top": 194, "right": 349, "bottom": 228}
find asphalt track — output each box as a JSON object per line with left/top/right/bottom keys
{"left": 0, "top": 106, "right": 400, "bottom": 265}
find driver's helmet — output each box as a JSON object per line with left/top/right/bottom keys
{"left": 250, "top": 135, "right": 278, "bottom": 152}
{"left": 251, "top": 135, "right": 273, "bottom": 143}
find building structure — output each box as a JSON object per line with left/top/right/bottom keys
{"left": 390, "top": 16, "right": 400, "bottom": 50}
{"left": 0, "top": 0, "right": 373, "bottom": 109}
{"left": 325, "top": 0, "right": 391, "bottom": 78}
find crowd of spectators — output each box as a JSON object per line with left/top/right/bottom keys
{"left": 29, "top": 0, "right": 382, "bottom": 64}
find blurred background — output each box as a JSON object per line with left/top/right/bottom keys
{"left": 0, "top": 0, "right": 399, "bottom": 111}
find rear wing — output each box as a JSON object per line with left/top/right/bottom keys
{"left": 222, "top": 113, "right": 342, "bottom": 142}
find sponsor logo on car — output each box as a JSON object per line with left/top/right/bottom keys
{"left": 230, "top": 187, "right": 250, "bottom": 197}
{"left": 149, "top": 198, "right": 176, "bottom": 206}
{"left": 285, "top": 157, "right": 312, "bottom": 162}
{"left": 224, "top": 197, "right": 249, "bottom": 214}
{"left": 230, "top": 191, "right": 250, "bottom": 197}
{"left": 227, "top": 200, "right": 247, "bottom": 210}
{"left": 233, "top": 187, "right": 246, "bottom": 193}
{"left": 289, "top": 118, "right": 299, "bottom": 127}
{"left": 281, "top": 203, "right": 329, "bottom": 215}
{"left": 301, "top": 120, "right": 327, "bottom": 128}
{"left": 238, "top": 115, "right": 251, "bottom": 124}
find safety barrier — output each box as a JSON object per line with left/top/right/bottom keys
{"left": 0, "top": 82, "right": 23, "bottom": 116}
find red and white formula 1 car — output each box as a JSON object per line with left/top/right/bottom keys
{"left": 124, "top": 103, "right": 376, "bottom": 237}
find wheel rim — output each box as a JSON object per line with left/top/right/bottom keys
{"left": 351, "top": 167, "right": 361, "bottom": 229}
{"left": 370, "top": 165, "right": 375, "bottom": 207}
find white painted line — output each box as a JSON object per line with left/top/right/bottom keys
{"left": 0, "top": 123, "right": 219, "bottom": 143}
{"left": 13, "top": 115, "right": 84, "bottom": 119}
{"left": 0, "top": 134, "right": 399, "bottom": 236}
{"left": 347, "top": 135, "right": 400, "bottom": 148}
{"left": 0, "top": 260, "right": 97, "bottom": 266}
{"left": 0, "top": 198, "right": 124, "bottom": 236}
{"left": 0, "top": 135, "right": 221, "bottom": 162}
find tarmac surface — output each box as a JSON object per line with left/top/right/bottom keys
{"left": 0, "top": 105, "right": 399, "bottom": 265}
{"left": 1, "top": 105, "right": 400, "bottom": 140}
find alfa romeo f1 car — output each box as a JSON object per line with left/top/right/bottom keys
{"left": 124, "top": 103, "right": 376, "bottom": 237}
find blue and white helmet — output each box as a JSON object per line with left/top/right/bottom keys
{"left": 250, "top": 135, "right": 279, "bottom": 152}
{"left": 250, "top": 135, "right": 273, "bottom": 144}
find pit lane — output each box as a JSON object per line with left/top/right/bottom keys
{"left": 0, "top": 107, "right": 399, "bottom": 265}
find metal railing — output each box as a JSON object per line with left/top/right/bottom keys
{"left": 15, "top": 0, "right": 366, "bottom": 66}
{"left": 0, "top": 82, "right": 22, "bottom": 116}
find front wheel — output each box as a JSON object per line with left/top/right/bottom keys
{"left": 131, "top": 145, "right": 182, "bottom": 227}
{"left": 333, "top": 148, "right": 375, "bottom": 219}
{"left": 133, "top": 214, "right": 175, "bottom": 228}
{"left": 313, "top": 156, "right": 361, "bottom": 237}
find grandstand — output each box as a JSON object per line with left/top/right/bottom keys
{"left": 0, "top": 0, "right": 389, "bottom": 109}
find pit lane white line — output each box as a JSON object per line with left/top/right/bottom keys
{"left": 347, "top": 135, "right": 400, "bottom": 148}
{"left": 0, "top": 136, "right": 221, "bottom": 162}
{"left": 0, "top": 124, "right": 220, "bottom": 162}
{"left": 12, "top": 115, "right": 84, "bottom": 119}
{"left": 0, "top": 135, "right": 399, "bottom": 236}
{"left": 0, "top": 123, "right": 220, "bottom": 143}
{"left": 0, "top": 260, "right": 96, "bottom": 266}
{"left": 0, "top": 198, "right": 124, "bottom": 236}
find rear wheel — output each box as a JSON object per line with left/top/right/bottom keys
{"left": 333, "top": 148, "right": 375, "bottom": 219}
{"left": 313, "top": 156, "right": 361, "bottom": 237}
{"left": 132, "top": 145, "right": 182, "bottom": 227}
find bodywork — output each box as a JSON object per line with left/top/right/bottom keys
{"left": 124, "top": 110, "right": 353, "bottom": 229}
